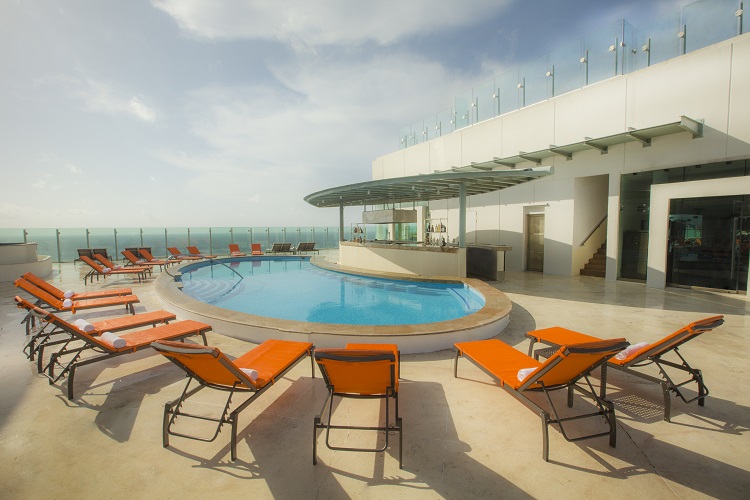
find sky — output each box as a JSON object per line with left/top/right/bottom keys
{"left": 0, "top": 0, "right": 687, "bottom": 229}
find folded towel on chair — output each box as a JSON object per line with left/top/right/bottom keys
{"left": 240, "top": 368, "right": 259, "bottom": 382}
{"left": 102, "top": 267, "right": 111, "bottom": 273}
{"left": 64, "top": 290, "right": 75, "bottom": 299}
{"left": 73, "top": 319, "right": 95, "bottom": 333}
{"left": 517, "top": 367, "right": 537, "bottom": 382}
{"left": 615, "top": 342, "right": 649, "bottom": 360}
{"left": 63, "top": 298, "right": 73, "bottom": 308}
{"left": 114, "top": 265, "right": 122, "bottom": 270}
{"left": 99, "top": 331, "right": 126, "bottom": 349}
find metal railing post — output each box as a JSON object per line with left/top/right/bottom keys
{"left": 114, "top": 228, "right": 118, "bottom": 257}
{"left": 56, "top": 229, "right": 61, "bottom": 263}
{"left": 140, "top": 228, "right": 144, "bottom": 247}
{"left": 86, "top": 228, "right": 90, "bottom": 249}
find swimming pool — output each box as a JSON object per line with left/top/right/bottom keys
{"left": 156, "top": 255, "right": 512, "bottom": 353}
{"left": 178, "top": 257, "right": 485, "bottom": 326}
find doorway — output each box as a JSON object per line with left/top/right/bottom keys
{"left": 527, "top": 214, "right": 545, "bottom": 272}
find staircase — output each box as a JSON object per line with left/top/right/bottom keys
{"left": 580, "top": 243, "right": 606, "bottom": 278}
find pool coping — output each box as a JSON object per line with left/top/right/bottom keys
{"left": 154, "top": 255, "right": 512, "bottom": 353}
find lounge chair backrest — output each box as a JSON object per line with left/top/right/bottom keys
{"left": 307, "top": 242, "right": 316, "bottom": 250}
{"left": 94, "top": 253, "right": 117, "bottom": 268}
{"left": 77, "top": 248, "right": 93, "bottom": 259}
{"left": 187, "top": 246, "right": 201, "bottom": 255}
{"left": 314, "top": 348, "right": 397, "bottom": 395}
{"left": 228, "top": 244, "right": 241, "bottom": 253}
{"left": 281, "top": 243, "right": 291, "bottom": 252}
{"left": 15, "top": 296, "right": 92, "bottom": 336}
{"left": 251, "top": 243, "right": 262, "bottom": 253}
{"left": 271, "top": 243, "right": 283, "bottom": 252}
{"left": 80, "top": 255, "right": 106, "bottom": 272}
{"left": 168, "top": 247, "right": 182, "bottom": 256}
{"left": 521, "top": 339, "right": 629, "bottom": 390}
{"left": 151, "top": 340, "right": 257, "bottom": 389}
{"left": 624, "top": 315, "right": 724, "bottom": 364}
{"left": 22, "top": 272, "right": 64, "bottom": 298}
{"left": 296, "top": 242, "right": 308, "bottom": 252}
{"left": 14, "top": 278, "right": 64, "bottom": 309}
{"left": 139, "top": 249, "right": 157, "bottom": 261}
{"left": 121, "top": 249, "right": 141, "bottom": 264}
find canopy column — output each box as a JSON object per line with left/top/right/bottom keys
{"left": 458, "top": 183, "right": 466, "bottom": 248}
{"left": 339, "top": 203, "right": 345, "bottom": 242}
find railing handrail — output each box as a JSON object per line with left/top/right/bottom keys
{"left": 580, "top": 215, "right": 607, "bottom": 247}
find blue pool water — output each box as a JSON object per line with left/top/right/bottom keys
{"left": 178, "top": 257, "right": 485, "bottom": 326}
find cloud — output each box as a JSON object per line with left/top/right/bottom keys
{"left": 152, "top": 0, "right": 512, "bottom": 47}
{"left": 34, "top": 75, "right": 157, "bottom": 122}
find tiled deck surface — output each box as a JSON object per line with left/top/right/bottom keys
{"left": 1, "top": 258, "right": 749, "bottom": 499}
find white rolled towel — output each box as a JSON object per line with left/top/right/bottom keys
{"left": 136, "top": 259, "right": 146, "bottom": 264}
{"left": 517, "top": 367, "right": 538, "bottom": 382}
{"left": 615, "top": 342, "right": 650, "bottom": 360}
{"left": 63, "top": 298, "right": 73, "bottom": 308}
{"left": 99, "top": 331, "right": 126, "bottom": 349}
{"left": 102, "top": 267, "right": 111, "bottom": 273}
{"left": 114, "top": 265, "right": 122, "bottom": 270}
{"left": 64, "top": 290, "right": 75, "bottom": 299}
{"left": 73, "top": 319, "right": 95, "bottom": 333}
{"left": 240, "top": 367, "right": 259, "bottom": 382}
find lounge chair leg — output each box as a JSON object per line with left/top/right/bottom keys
{"left": 453, "top": 349, "right": 461, "bottom": 378}
{"left": 661, "top": 381, "right": 671, "bottom": 422}
{"left": 67, "top": 364, "right": 76, "bottom": 400}
{"left": 567, "top": 386, "right": 574, "bottom": 408}
{"left": 398, "top": 416, "right": 403, "bottom": 469}
{"left": 313, "top": 416, "right": 320, "bottom": 465}
{"left": 606, "top": 400, "right": 617, "bottom": 448}
{"left": 230, "top": 418, "right": 238, "bottom": 461}
{"left": 163, "top": 403, "right": 171, "bottom": 448}
{"left": 696, "top": 369, "right": 706, "bottom": 406}
{"left": 540, "top": 412, "right": 549, "bottom": 462}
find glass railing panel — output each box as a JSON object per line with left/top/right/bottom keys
{"left": 474, "top": 78, "right": 496, "bottom": 122}
{"left": 621, "top": 20, "right": 638, "bottom": 75}
{"left": 399, "top": 126, "right": 409, "bottom": 149}
{"left": 584, "top": 20, "right": 622, "bottom": 85}
{"left": 87, "top": 228, "right": 116, "bottom": 261}
{"left": 411, "top": 119, "right": 427, "bottom": 144}
{"left": 683, "top": 0, "right": 740, "bottom": 53}
{"left": 549, "top": 37, "right": 584, "bottom": 97}
{"left": 164, "top": 227, "right": 188, "bottom": 257}
{"left": 57, "top": 228, "right": 87, "bottom": 262}
{"left": 267, "top": 227, "right": 284, "bottom": 248}
{"left": 285, "top": 227, "right": 301, "bottom": 248}
{"left": 250, "top": 227, "right": 271, "bottom": 252}
{"left": 636, "top": 15, "right": 681, "bottom": 69}
{"left": 115, "top": 228, "right": 144, "bottom": 258}
{"left": 185, "top": 227, "right": 211, "bottom": 255}
{"left": 231, "top": 227, "right": 252, "bottom": 253}
{"left": 435, "top": 108, "right": 454, "bottom": 136}
{"left": 454, "top": 90, "right": 473, "bottom": 129}
{"left": 140, "top": 228, "right": 166, "bottom": 258}
{"left": 24, "top": 228, "right": 61, "bottom": 262}
{"left": 0, "top": 228, "right": 25, "bottom": 243}
{"left": 519, "top": 54, "right": 549, "bottom": 106}
{"left": 210, "top": 227, "right": 231, "bottom": 256}
{"left": 496, "top": 70, "right": 519, "bottom": 115}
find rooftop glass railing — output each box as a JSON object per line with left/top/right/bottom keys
{"left": 398, "top": 0, "right": 746, "bottom": 149}
{"left": 0, "top": 227, "right": 345, "bottom": 263}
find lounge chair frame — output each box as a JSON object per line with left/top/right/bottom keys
{"left": 525, "top": 316, "right": 724, "bottom": 421}
{"left": 153, "top": 340, "right": 314, "bottom": 461}
{"left": 454, "top": 339, "right": 628, "bottom": 461}
{"left": 80, "top": 255, "right": 147, "bottom": 285}
{"left": 313, "top": 349, "right": 403, "bottom": 468}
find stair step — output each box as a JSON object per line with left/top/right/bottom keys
{"left": 580, "top": 268, "right": 606, "bottom": 277}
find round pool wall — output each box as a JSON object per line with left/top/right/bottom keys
{"left": 155, "top": 256, "right": 512, "bottom": 354}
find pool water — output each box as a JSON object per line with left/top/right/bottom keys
{"left": 178, "top": 258, "right": 485, "bottom": 326}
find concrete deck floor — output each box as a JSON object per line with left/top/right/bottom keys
{"left": 1, "top": 259, "right": 749, "bottom": 499}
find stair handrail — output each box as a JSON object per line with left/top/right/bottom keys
{"left": 579, "top": 215, "right": 607, "bottom": 247}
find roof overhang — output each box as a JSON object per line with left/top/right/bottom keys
{"left": 304, "top": 167, "right": 553, "bottom": 208}
{"left": 460, "top": 115, "right": 703, "bottom": 171}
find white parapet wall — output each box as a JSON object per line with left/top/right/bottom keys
{"left": 0, "top": 243, "right": 53, "bottom": 282}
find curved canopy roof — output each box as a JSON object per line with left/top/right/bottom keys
{"left": 305, "top": 166, "right": 552, "bottom": 208}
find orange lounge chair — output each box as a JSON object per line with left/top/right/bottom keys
{"left": 21, "top": 272, "right": 132, "bottom": 300}
{"left": 95, "top": 253, "right": 151, "bottom": 275}
{"left": 35, "top": 312, "right": 211, "bottom": 400}
{"left": 80, "top": 255, "right": 148, "bottom": 285}
{"left": 251, "top": 243, "right": 263, "bottom": 255}
{"left": 121, "top": 249, "right": 167, "bottom": 272}
{"left": 138, "top": 249, "right": 174, "bottom": 267}
{"left": 151, "top": 339, "right": 314, "bottom": 461}
{"left": 14, "top": 277, "right": 139, "bottom": 317}
{"left": 14, "top": 296, "right": 175, "bottom": 367}
{"left": 313, "top": 343, "right": 402, "bottom": 468}
{"left": 228, "top": 243, "right": 246, "bottom": 256}
{"left": 187, "top": 246, "right": 217, "bottom": 259}
{"left": 454, "top": 338, "right": 628, "bottom": 461}
{"left": 167, "top": 247, "right": 202, "bottom": 261}
{"left": 524, "top": 315, "right": 725, "bottom": 421}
